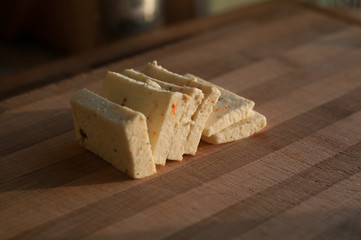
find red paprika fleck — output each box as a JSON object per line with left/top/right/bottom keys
{"left": 172, "top": 104, "right": 176, "bottom": 116}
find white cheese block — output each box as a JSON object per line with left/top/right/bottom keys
{"left": 100, "top": 72, "right": 185, "bottom": 166}
{"left": 70, "top": 88, "right": 156, "bottom": 179}
{"left": 122, "top": 69, "right": 204, "bottom": 161}
{"left": 143, "top": 61, "right": 220, "bottom": 155}
{"left": 201, "top": 110, "right": 267, "bottom": 144}
{"left": 186, "top": 74, "right": 255, "bottom": 137}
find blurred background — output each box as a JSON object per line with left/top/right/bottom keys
{"left": 1, "top": 0, "right": 360, "bottom": 78}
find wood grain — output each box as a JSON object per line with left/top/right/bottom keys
{"left": 1, "top": 1, "right": 361, "bottom": 239}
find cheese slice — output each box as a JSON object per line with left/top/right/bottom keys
{"left": 201, "top": 110, "right": 267, "bottom": 144}
{"left": 186, "top": 74, "right": 255, "bottom": 137}
{"left": 122, "top": 69, "right": 204, "bottom": 160}
{"left": 143, "top": 61, "right": 220, "bottom": 155}
{"left": 70, "top": 88, "right": 156, "bottom": 179}
{"left": 100, "top": 72, "right": 185, "bottom": 166}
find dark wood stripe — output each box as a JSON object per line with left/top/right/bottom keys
{"left": 10, "top": 86, "right": 361, "bottom": 239}
{"left": 312, "top": 208, "right": 361, "bottom": 240}
{"left": 239, "top": 47, "right": 361, "bottom": 104}
{"left": 240, "top": 20, "right": 349, "bottom": 61}
{"left": 0, "top": 131, "right": 85, "bottom": 184}
{"left": 299, "top": 0, "right": 361, "bottom": 27}
{"left": 0, "top": 109, "right": 73, "bottom": 157}
{"left": 0, "top": 151, "right": 109, "bottom": 209}
{"left": 0, "top": 151, "right": 107, "bottom": 193}
{"left": 160, "top": 11, "right": 345, "bottom": 79}
{"left": 166, "top": 140, "right": 361, "bottom": 240}
{"left": 191, "top": 16, "right": 346, "bottom": 79}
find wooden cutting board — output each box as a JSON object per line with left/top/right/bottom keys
{"left": 1, "top": 1, "right": 361, "bottom": 239}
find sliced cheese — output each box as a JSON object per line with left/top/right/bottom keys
{"left": 70, "top": 88, "right": 155, "bottom": 179}
{"left": 122, "top": 69, "right": 204, "bottom": 160}
{"left": 201, "top": 110, "right": 267, "bottom": 144}
{"left": 100, "top": 72, "right": 185, "bottom": 166}
{"left": 186, "top": 74, "right": 255, "bottom": 137}
{"left": 143, "top": 61, "right": 220, "bottom": 155}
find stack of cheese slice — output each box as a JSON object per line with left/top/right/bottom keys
{"left": 185, "top": 73, "right": 267, "bottom": 145}
{"left": 70, "top": 61, "right": 266, "bottom": 179}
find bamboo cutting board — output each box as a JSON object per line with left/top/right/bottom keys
{"left": 1, "top": 1, "right": 361, "bottom": 239}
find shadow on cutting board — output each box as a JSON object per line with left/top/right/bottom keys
{"left": 0, "top": 108, "right": 132, "bottom": 193}
{"left": 0, "top": 108, "right": 220, "bottom": 193}
{"left": 1, "top": 108, "right": 74, "bottom": 156}
{"left": 86, "top": 206, "right": 361, "bottom": 240}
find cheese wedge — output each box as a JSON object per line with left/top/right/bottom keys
{"left": 100, "top": 72, "right": 185, "bottom": 166}
{"left": 201, "top": 110, "right": 267, "bottom": 144}
{"left": 143, "top": 61, "right": 220, "bottom": 155}
{"left": 70, "top": 88, "right": 156, "bottom": 179}
{"left": 122, "top": 69, "right": 204, "bottom": 160}
{"left": 186, "top": 74, "right": 255, "bottom": 137}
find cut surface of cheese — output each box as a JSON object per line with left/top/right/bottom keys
{"left": 70, "top": 88, "right": 156, "bottom": 179}
{"left": 201, "top": 110, "right": 267, "bottom": 144}
{"left": 100, "top": 72, "right": 185, "bottom": 166}
{"left": 186, "top": 74, "right": 255, "bottom": 137}
{"left": 122, "top": 69, "right": 204, "bottom": 160}
{"left": 143, "top": 61, "right": 220, "bottom": 155}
